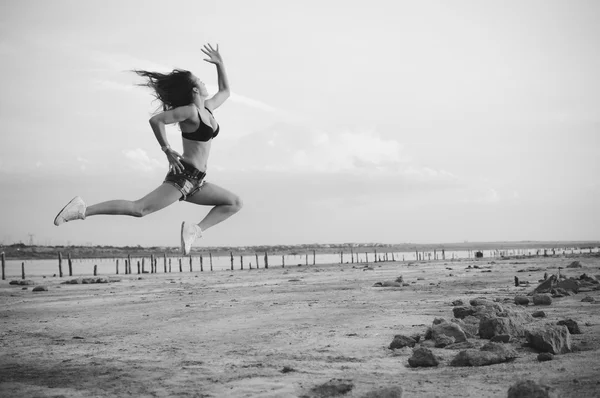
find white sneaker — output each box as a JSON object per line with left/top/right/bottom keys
{"left": 181, "top": 222, "right": 202, "bottom": 255}
{"left": 54, "top": 196, "right": 86, "bottom": 226}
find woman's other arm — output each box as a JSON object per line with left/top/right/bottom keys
{"left": 202, "top": 43, "right": 230, "bottom": 111}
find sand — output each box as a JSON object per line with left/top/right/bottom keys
{"left": 1, "top": 255, "right": 599, "bottom": 397}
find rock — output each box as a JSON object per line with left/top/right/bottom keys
{"left": 567, "top": 261, "right": 582, "bottom": 268}
{"left": 450, "top": 344, "right": 517, "bottom": 367}
{"left": 537, "top": 352, "right": 554, "bottom": 362}
{"left": 432, "top": 321, "right": 467, "bottom": 344}
{"left": 389, "top": 335, "right": 417, "bottom": 349}
{"left": 32, "top": 286, "right": 48, "bottom": 292}
{"left": 550, "top": 288, "right": 570, "bottom": 298}
{"left": 514, "top": 296, "right": 530, "bottom": 306}
{"left": 373, "top": 281, "right": 402, "bottom": 287}
{"left": 360, "top": 386, "right": 403, "bottom": 398}
{"left": 532, "top": 294, "right": 552, "bottom": 306}
{"left": 453, "top": 306, "right": 475, "bottom": 319}
{"left": 557, "top": 319, "right": 581, "bottom": 334}
{"left": 478, "top": 316, "right": 527, "bottom": 339}
{"left": 432, "top": 317, "right": 447, "bottom": 325}
{"left": 434, "top": 334, "right": 455, "bottom": 348}
{"left": 581, "top": 296, "right": 595, "bottom": 303}
{"left": 96, "top": 277, "right": 109, "bottom": 283}
{"left": 424, "top": 327, "right": 433, "bottom": 340}
{"left": 469, "top": 298, "right": 503, "bottom": 311}
{"left": 480, "top": 341, "right": 516, "bottom": 355}
{"left": 557, "top": 279, "right": 580, "bottom": 293}
{"left": 445, "top": 341, "right": 477, "bottom": 350}
{"left": 452, "top": 299, "right": 464, "bottom": 306}
{"left": 408, "top": 347, "right": 439, "bottom": 367}
{"left": 490, "top": 334, "right": 511, "bottom": 343}
{"left": 532, "top": 310, "right": 546, "bottom": 318}
{"left": 533, "top": 275, "right": 557, "bottom": 293}
{"left": 470, "top": 305, "right": 499, "bottom": 320}
{"left": 526, "top": 325, "right": 571, "bottom": 354}
{"left": 307, "top": 379, "right": 354, "bottom": 397}
{"left": 11, "top": 279, "right": 35, "bottom": 285}
{"left": 451, "top": 318, "right": 478, "bottom": 338}
{"left": 507, "top": 379, "right": 555, "bottom": 398}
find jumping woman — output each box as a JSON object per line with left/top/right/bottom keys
{"left": 54, "top": 44, "right": 243, "bottom": 255}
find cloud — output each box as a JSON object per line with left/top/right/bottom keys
{"left": 205, "top": 84, "right": 280, "bottom": 113}
{"left": 122, "top": 148, "right": 162, "bottom": 172}
{"left": 216, "top": 123, "right": 422, "bottom": 175}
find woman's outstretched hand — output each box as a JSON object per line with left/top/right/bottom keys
{"left": 164, "top": 148, "right": 184, "bottom": 174}
{"left": 202, "top": 43, "right": 223, "bottom": 65}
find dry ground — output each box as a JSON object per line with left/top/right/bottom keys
{"left": 1, "top": 255, "right": 599, "bottom": 397}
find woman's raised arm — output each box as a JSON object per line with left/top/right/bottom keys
{"left": 202, "top": 43, "right": 230, "bottom": 111}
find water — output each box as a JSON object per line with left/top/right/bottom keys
{"left": 3, "top": 247, "right": 597, "bottom": 278}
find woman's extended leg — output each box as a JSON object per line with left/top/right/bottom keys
{"left": 86, "top": 183, "right": 183, "bottom": 218}
{"left": 184, "top": 182, "right": 243, "bottom": 231}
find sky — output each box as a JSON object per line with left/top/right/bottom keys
{"left": 0, "top": 0, "right": 599, "bottom": 247}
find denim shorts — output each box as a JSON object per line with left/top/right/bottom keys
{"left": 163, "top": 160, "right": 206, "bottom": 201}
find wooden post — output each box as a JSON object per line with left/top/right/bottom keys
{"left": 240, "top": 255, "right": 243, "bottom": 270}
{"left": 163, "top": 253, "right": 167, "bottom": 273}
{"left": 1, "top": 252, "right": 4, "bottom": 280}
{"left": 116, "top": 259, "right": 119, "bottom": 275}
{"left": 200, "top": 255, "right": 203, "bottom": 272}
{"left": 94, "top": 264, "right": 98, "bottom": 276}
{"left": 142, "top": 258, "right": 145, "bottom": 273}
{"left": 21, "top": 262, "right": 25, "bottom": 279}
{"left": 442, "top": 249, "right": 445, "bottom": 260}
{"left": 137, "top": 261, "right": 141, "bottom": 274}
{"left": 282, "top": 255, "right": 285, "bottom": 268}
{"left": 58, "top": 252, "right": 63, "bottom": 278}
{"left": 415, "top": 249, "right": 418, "bottom": 261}
{"left": 169, "top": 258, "right": 172, "bottom": 273}
{"left": 67, "top": 253, "right": 73, "bottom": 276}
{"left": 230, "top": 252, "right": 234, "bottom": 271}
{"left": 374, "top": 249, "right": 377, "bottom": 263}
{"left": 340, "top": 251, "right": 343, "bottom": 264}
{"left": 350, "top": 247, "right": 354, "bottom": 264}
{"left": 305, "top": 253, "right": 308, "bottom": 266}
{"left": 209, "top": 253, "right": 213, "bottom": 271}
{"left": 179, "top": 258, "right": 182, "bottom": 272}
{"left": 264, "top": 252, "right": 269, "bottom": 269}
{"left": 189, "top": 256, "right": 193, "bottom": 272}
{"left": 313, "top": 250, "right": 316, "bottom": 265}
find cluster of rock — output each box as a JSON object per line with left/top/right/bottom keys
{"left": 383, "top": 265, "right": 600, "bottom": 396}
{"left": 388, "top": 295, "right": 579, "bottom": 370}
{"left": 531, "top": 271, "right": 599, "bottom": 298}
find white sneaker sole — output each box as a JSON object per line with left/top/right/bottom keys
{"left": 54, "top": 197, "right": 82, "bottom": 226}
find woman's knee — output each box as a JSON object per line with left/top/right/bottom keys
{"left": 131, "top": 200, "right": 150, "bottom": 218}
{"left": 229, "top": 195, "right": 243, "bottom": 212}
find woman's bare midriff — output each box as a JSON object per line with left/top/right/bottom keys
{"left": 181, "top": 138, "right": 211, "bottom": 172}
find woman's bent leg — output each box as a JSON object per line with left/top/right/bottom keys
{"left": 184, "top": 182, "right": 243, "bottom": 231}
{"left": 86, "top": 183, "right": 183, "bottom": 218}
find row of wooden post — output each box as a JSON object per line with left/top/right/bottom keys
{"left": 3, "top": 246, "right": 598, "bottom": 281}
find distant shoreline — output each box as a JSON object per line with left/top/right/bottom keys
{"left": 2, "top": 240, "right": 599, "bottom": 260}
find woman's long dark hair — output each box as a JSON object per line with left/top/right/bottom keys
{"left": 133, "top": 69, "right": 197, "bottom": 111}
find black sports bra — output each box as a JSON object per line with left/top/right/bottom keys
{"left": 181, "top": 107, "right": 219, "bottom": 142}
